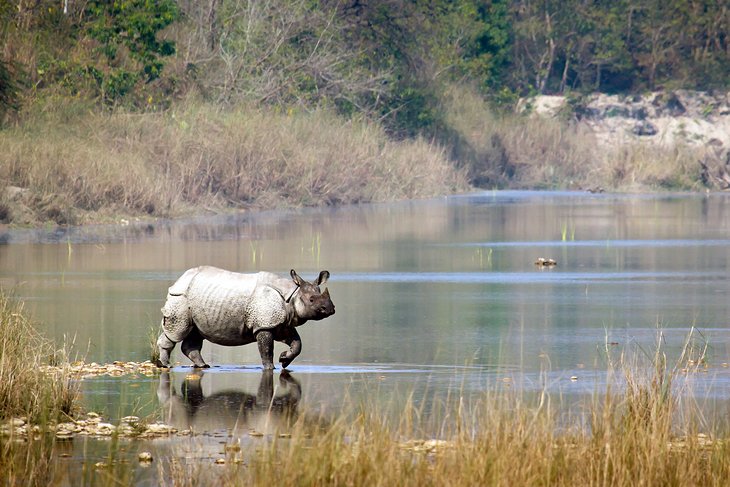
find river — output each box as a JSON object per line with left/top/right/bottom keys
{"left": 2, "top": 190, "right": 730, "bottom": 479}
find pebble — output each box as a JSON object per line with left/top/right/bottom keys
{"left": 40, "top": 360, "right": 159, "bottom": 379}
{"left": 399, "top": 439, "right": 454, "bottom": 453}
{"left": 1, "top": 415, "right": 178, "bottom": 440}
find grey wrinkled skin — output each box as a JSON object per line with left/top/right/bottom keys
{"left": 156, "top": 266, "right": 335, "bottom": 370}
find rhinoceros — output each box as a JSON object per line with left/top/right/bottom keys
{"left": 155, "top": 266, "right": 335, "bottom": 369}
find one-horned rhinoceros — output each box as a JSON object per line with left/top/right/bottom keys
{"left": 155, "top": 266, "right": 335, "bottom": 369}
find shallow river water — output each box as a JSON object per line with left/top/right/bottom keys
{"left": 2, "top": 190, "right": 730, "bottom": 480}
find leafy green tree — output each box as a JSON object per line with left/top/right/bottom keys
{"left": 84, "top": 0, "right": 179, "bottom": 103}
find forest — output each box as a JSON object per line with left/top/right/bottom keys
{"left": 2, "top": 0, "right": 727, "bottom": 132}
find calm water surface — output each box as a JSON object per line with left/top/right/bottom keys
{"left": 2, "top": 190, "right": 730, "bottom": 477}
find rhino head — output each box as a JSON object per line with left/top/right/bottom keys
{"left": 289, "top": 269, "right": 335, "bottom": 321}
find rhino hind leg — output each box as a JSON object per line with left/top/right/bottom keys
{"left": 181, "top": 327, "right": 209, "bottom": 368}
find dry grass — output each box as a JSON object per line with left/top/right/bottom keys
{"left": 0, "top": 289, "right": 79, "bottom": 486}
{"left": 0, "top": 290, "right": 78, "bottom": 422}
{"left": 0, "top": 89, "right": 711, "bottom": 227}
{"left": 0, "top": 99, "right": 469, "bottom": 225}
{"left": 161, "top": 330, "right": 730, "bottom": 487}
{"left": 441, "top": 85, "right": 707, "bottom": 192}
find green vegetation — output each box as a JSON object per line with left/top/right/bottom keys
{"left": 3, "top": 1, "right": 724, "bottom": 115}
{"left": 0, "top": 1, "right": 727, "bottom": 225}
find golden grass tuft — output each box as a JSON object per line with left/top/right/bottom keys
{"left": 0, "top": 290, "right": 78, "bottom": 422}
{"left": 0, "top": 290, "right": 80, "bottom": 486}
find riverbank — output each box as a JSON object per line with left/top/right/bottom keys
{"left": 0, "top": 99, "right": 469, "bottom": 227}
{"left": 2, "top": 90, "right": 728, "bottom": 228}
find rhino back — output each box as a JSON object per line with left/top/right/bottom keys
{"left": 186, "top": 267, "right": 260, "bottom": 345}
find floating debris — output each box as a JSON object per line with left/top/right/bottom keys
{"left": 535, "top": 257, "right": 557, "bottom": 267}
{"left": 668, "top": 434, "right": 723, "bottom": 452}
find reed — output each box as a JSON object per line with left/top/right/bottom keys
{"left": 0, "top": 289, "right": 80, "bottom": 486}
{"left": 0, "top": 290, "right": 78, "bottom": 422}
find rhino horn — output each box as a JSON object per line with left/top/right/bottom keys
{"left": 322, "top": 287, "right": 330, "bottom": 298}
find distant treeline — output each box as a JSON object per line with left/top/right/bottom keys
{"left": 1, "top": 1, "right": 728, "bottom": 135}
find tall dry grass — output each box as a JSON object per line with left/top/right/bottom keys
{"left": 0, "top": 289, "right": 79, "bottom": 486}
{"left": 161, "top": 330, "right": 730, "bottom": 487}
{"left": 0, "top": 99, "right": 469, "bottom": 225}
{"left": 441, "top": 85, "right": 706, "bottom": 191}
{"left": 0, "top": 290, "right": 77, "bottom": 422}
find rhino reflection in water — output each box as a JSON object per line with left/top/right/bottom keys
{"left": 157, "top": 370, "right": 301, "bottom": 434}
{"left": 156, "top": 266, "right": 335, "bottom": 369}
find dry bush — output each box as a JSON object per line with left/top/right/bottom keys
{"left": 602, "top": 143, "right": 704, "bottom": 191}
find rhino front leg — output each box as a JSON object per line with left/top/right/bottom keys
{"left": 256, "top": 330, "right": 275, "bottom": 370}
{"left": 156, "top": 332, "right": 176, "bottom": 368}
{"left": 181, "top": 327, "right": 209, "bottom": 368}
{"left": 279, "top": 328, "right": 302, "bottom": 369}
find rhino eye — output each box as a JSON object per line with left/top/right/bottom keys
{"left": 309, "top": 296, "right": 315, "bottom": 303}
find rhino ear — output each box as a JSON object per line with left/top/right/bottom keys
{"left": 316, "top": 270, "right": 330, "bottom": 286}
{"left": 290, "top": 269, "right": 304, "bottom": 286}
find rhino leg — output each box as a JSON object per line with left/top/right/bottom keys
{"left": 181, "top": 327, "right": 209, "bottom": 368}
{"left": 278, "top": 328, "right": 302, "bottom": 369}
{"left": 156, "top": 331, "right": 176, "bottom": 368}
{"left": 256, "top": 369, "right": 275, "bottom": 407}
{"left": 256, "top": 330, "right": 275, "bottom": 370}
